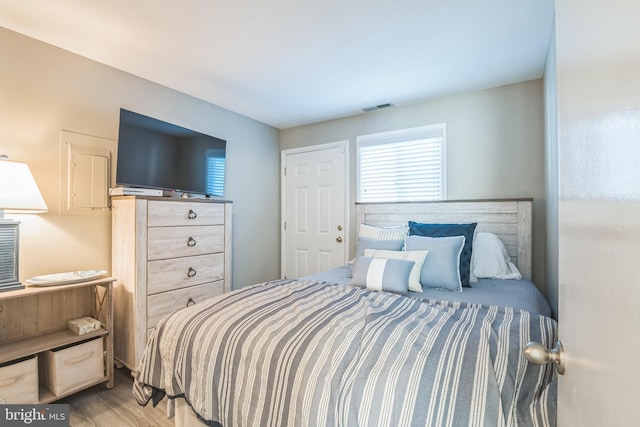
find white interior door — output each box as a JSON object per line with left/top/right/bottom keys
{"left": 281, "top": 142, "right": 347, "bottom": 279}
{"left": 555, "top": 1, "right": 640, "bottom": 425}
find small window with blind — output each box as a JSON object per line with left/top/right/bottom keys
{"left": 357, "top": 124, "right": 446, "bottom": 202}
{"left": 206, "top": 154, "right": 226, "bottom": 197}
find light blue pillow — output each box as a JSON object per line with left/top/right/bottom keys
{"left": 355, "top": 237, "right": 404, "bottom": 258}
{"left": 404, "top": 235, "right": 465, "bottom": 292}
{"left": 408, "top": 222, "right": 477, "bottom": 287}
{"left": 350, "top": 257, "right": 415, "bottom": 295}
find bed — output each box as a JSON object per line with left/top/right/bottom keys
{"left": 133, "top": 199, "right": 557, "bottom": 427}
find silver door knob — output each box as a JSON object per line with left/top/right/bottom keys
{"left": 336, "top": 236, "right": 343, "bottom": 243}
{"left": 524, "top": 340, "right": 565, "bottom": 375}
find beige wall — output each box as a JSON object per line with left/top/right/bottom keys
{"left": 281, "top": 80, "right": 548, "bottom": 296}
{"left": 0, "top": 27, "right": 281, "bottom": 289}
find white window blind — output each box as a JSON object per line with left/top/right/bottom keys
{"left": 357, "top": 124, "right": 446, "bottom": 202}
{"left": 206, "top": 156, "right": 225, "bottom": 196}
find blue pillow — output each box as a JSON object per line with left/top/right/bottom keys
{"left": 404, "top": 235, "right": 465, "bottom": 292}
{"left": 408, "top": 222, "right": 477, "bottom": 287}
{"left": 355, "top": 237, "right": 404, "bottom": 258}
{"left": 350, "top": 257, "right": 414, "bottom": 295}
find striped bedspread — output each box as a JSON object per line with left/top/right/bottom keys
{"left": 134, "top": 279, "right": 557, "bottom": 427}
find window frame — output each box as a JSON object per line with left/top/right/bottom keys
{"left": 356, "top": 123, "right": 447, "bottom": 203}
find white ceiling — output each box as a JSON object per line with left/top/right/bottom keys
{"left": 0, "top": 0, "right": 554, "bottom": 129}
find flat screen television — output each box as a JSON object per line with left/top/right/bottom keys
{"left": 116, "top": 109, "right": 226, "bottom": 197}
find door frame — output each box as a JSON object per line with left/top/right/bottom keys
{"left": 281, "top": 140, "right": 350, "bottom": 278}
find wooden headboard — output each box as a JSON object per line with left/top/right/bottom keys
{"left": 355, "top": 199, "right": 533, "bottom": 279}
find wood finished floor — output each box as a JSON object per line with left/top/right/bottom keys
{"left": 57, "top": 367, "right": 173, "bottom": 427}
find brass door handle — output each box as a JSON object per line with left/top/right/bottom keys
{"left": 336, "top": 236, "right": 343, "bottom": 243}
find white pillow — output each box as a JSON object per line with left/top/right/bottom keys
{"left": 364, "top": 249, "right": 428, "bottom": 292}
{"left": 471, "top": 232, "right": 522, "bottom": 280}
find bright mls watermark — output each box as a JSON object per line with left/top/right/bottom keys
{"left": 0, "top": 405, "right": 69, "bottom": 426}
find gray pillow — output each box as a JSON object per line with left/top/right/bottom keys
{"left": 404, "top": 235, "right": 465, "bottom": 292}
{"left": 355, "top": 237, "right": 404, "bottom": 258}
{"left": 350, "top": 256, "right": 415, "bottom": 295}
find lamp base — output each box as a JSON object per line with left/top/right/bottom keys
{"left": 0, "top": 281, "right": 25, "bottom": 292}
{"left": 0, "top": 219, "right": 21, "bottom": 292}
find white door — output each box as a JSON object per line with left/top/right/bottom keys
{"left": 555, "top": 1, "right": 640, "bottom": 425}
{"left": 281, "top": 142, "right": 348, "bottom": 279}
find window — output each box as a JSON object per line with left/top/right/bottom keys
{"left": 357, "top": 124, "right": 446, "bottom": 202}
{"left": 206, "top": 154, "right": 226, "bottom": 196}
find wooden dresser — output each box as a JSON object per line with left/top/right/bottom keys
{"left": 111, "top": 196, "right": 232, "bottom": 371}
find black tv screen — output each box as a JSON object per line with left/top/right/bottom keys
{"left": 116, "top": 109, "right": 226, "bottom": 197}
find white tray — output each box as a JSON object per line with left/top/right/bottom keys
{"left": 25, "top": 270, "right": 107, "bottom": 287}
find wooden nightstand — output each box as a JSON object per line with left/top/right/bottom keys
{"left": 0, "top": 277, "right": 114, "bottom": 403}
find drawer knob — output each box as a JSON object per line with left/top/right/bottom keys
{"left": 186, "top": 297, "right": 196, "bottom": 307}
{"left": 187, "top": 209, "right": 198, "bottom": 219}
{"left": 187, "top": 267, "right": 197, "bottom": 278}
{"left": 187, "top": 237, "right": 197, "bottom": 247}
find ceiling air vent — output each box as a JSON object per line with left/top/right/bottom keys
{"left": 362, "top": 103, "right": 395, "bottom": 112}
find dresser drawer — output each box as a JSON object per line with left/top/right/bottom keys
{"left": 148, "top": 253, "right": 225, "bottom": 295}
{"left": 147, "top": 281, "right": 225, "bottom": 328}
{"left": 148, "top": 201, "right": 224, "bottom": 227}
{"left": 147, "top": 225, "right": 225, "bottom": 260}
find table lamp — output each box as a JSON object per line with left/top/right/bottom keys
{"left": 0, "top": 156, "right": 48, "bottom": 291}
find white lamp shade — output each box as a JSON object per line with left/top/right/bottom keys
{"left": 0, "top": 159, "right": 48, "bottom": 213}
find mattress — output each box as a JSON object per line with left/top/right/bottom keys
{"left": 302, "top": 264, "right": 552, "bottom": 317}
